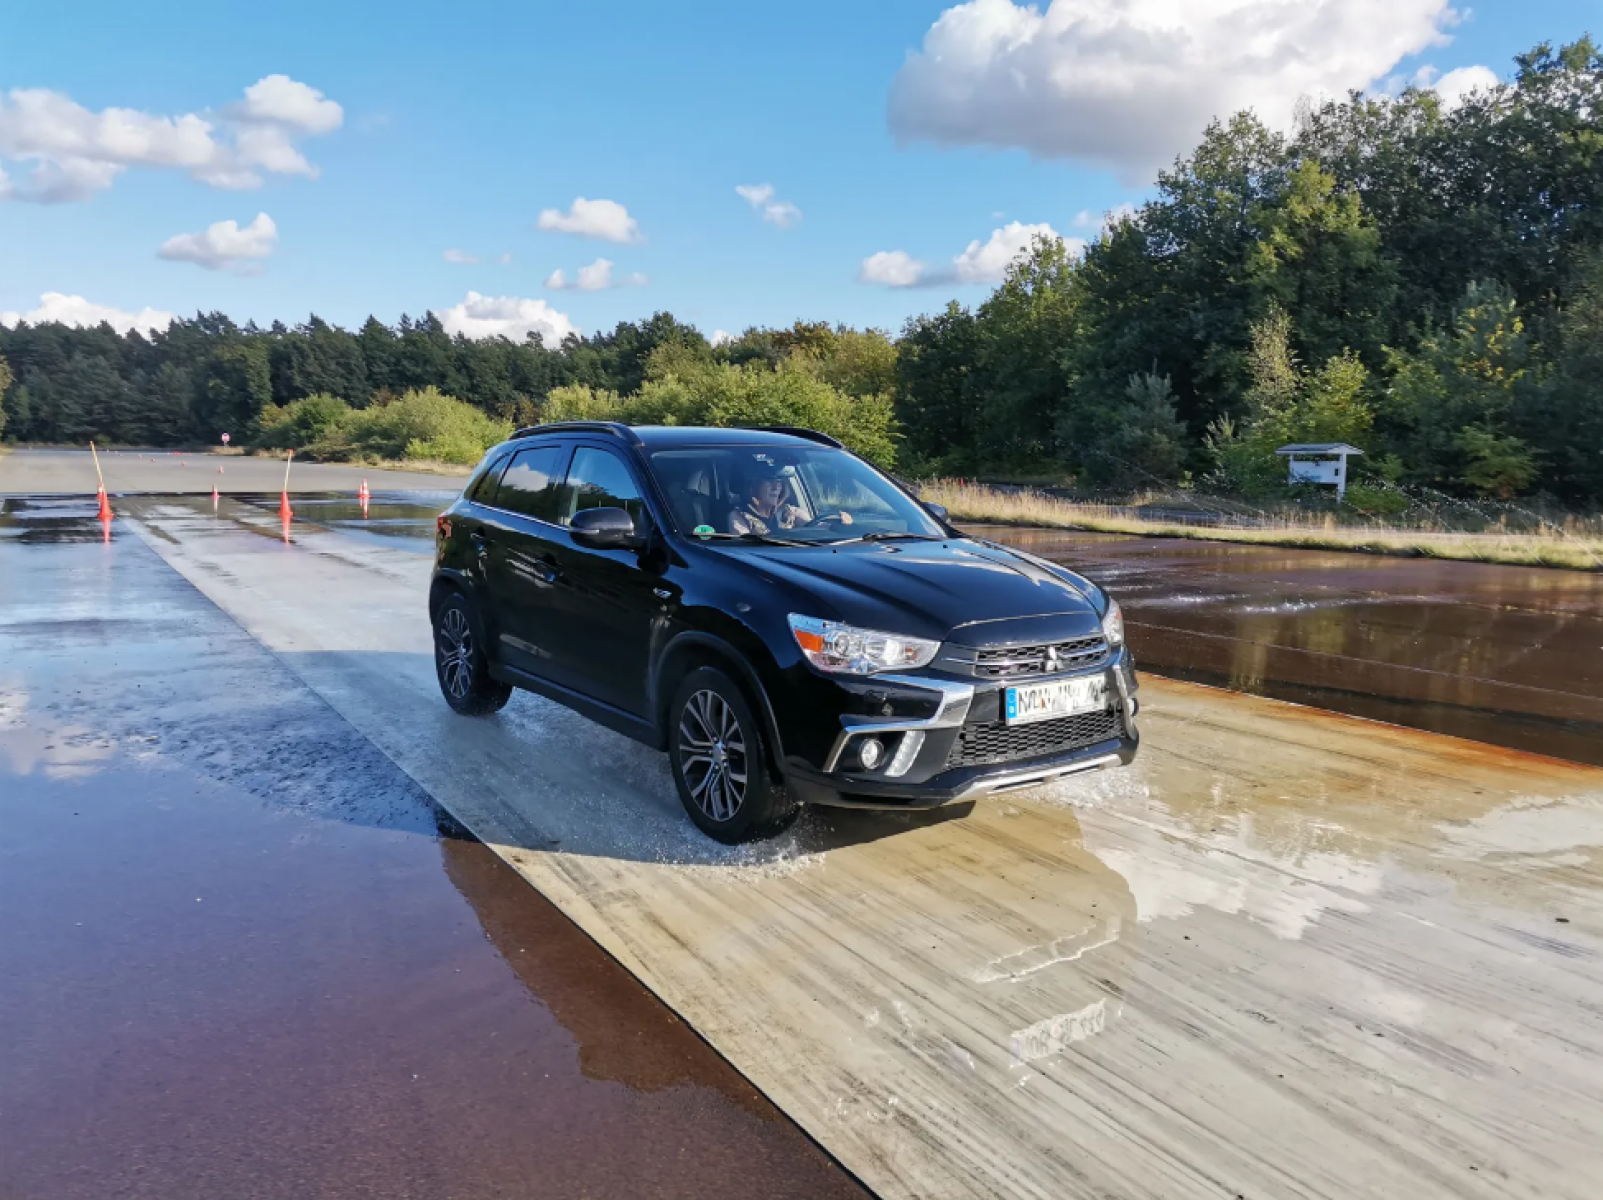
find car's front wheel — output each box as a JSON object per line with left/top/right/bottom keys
{"left": 433, "top": 590, "right": 513, "bottom": 716}
{"left": 668, "top": 667, "right": 797, "bottom": 843}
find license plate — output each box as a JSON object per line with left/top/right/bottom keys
{"left": 1005, "top": 675, "right": 1108, "bottom": 726}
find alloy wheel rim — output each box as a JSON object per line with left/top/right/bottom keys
{"left": 438, "top": 608, "right": 474, "bottom": 699}
{"left": 678, "top": 689, "right": 748, "bottom": 822}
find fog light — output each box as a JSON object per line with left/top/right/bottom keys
{"left": 885, "top": 731, "right": 925, "bottom": 778}
{"left": 857, "top": 737, "right": 885, "bottom": 771}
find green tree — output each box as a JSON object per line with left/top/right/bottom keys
{"left": 968, "top": 234, "right": 1078, "bottom": 466}
{"left": 896, "top": 301, "right": 981, "bottom": 469}
{"left": 1076, "top": 371, "right": 1190, "bottom": 490}
{"left": 0, "top": 351, "right": 11, "bottom": 440}
{"left": 1246, "top": 160, "right": 1398, "bottom": 368}
{"left": 198, "top": 339, "right": 272, "bottom": 440}
{"left": 547, "top": 358, "right": 897, "bottom": 467}
{"left": 1533, "top": 251, "right": 1603, "bottom": 500}
{"left": 1210, "top": 309, "right": 1375, "bottom": 495}
{"left": 1383, "top": 281, "right": 1540, "bottom": 494}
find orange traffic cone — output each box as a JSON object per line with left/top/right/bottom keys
{"left": 96, "top": 487, "right": 113, "bottom": 522}
{"left": 212, "top": 486, "right": 220, "bottom": 510}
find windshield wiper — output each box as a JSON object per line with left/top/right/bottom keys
{"left": 835, "top": 531, "right": 946, "bottom": 545}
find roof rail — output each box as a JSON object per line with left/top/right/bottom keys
{"left": 511, "top": 421, "right": 643, "bottom": 445}
{"left": 737, "top": 425, "right": 845, "bottom": 449}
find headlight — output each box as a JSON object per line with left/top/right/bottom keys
{"left": 1101, "top": 600, "right": 1126, "bottom": 648}
{"left": 788, "top": 615, "right": 939, "bottom": 675}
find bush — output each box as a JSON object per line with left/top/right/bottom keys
{"left": 252, "top": 393, "right": 351, "bottom": 451}
{"left": 252, "top": 387, "right": 510, "bottom": 465}
{"left": 336, "top": 387, "right": 512, "bottom": 464}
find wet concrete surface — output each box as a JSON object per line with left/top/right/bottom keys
{"left": 0, "top": 447, "right": 467, "bottom": 495}
{"left": 0, "top": 501, "right": 865, "bottom": 1200}
{"left": 94, "top": 491, "right": 1603, "bottom": 1199}
{"left": 977, "top": 526, "right": 1603, "bottom": 767}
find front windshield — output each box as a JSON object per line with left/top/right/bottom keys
{"left": 650, "top": 445, "right": 947, "bottom": 545}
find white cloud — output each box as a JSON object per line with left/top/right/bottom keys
{"left": 889, "top": 0, "right": 1474, "bottom": 180}
{"left": 955, "top": 221, "right": 1079, "bottom": 283}
{"left": 1, "top": 292, "right": 175, "bottom": 336}
{"left": 0, "top": 76, "right": 342, "bottom": 202}
{"left": 736, "top": 182, "right": 803, "bottom": 228}
{"left": 157, "top": 212, "right": 277, "bottom": 272}
{"left": 859, "top": 249, "right": 931, "bottom": 288}
{"left": 1073, "top": 203, "right": 1138, "bottom": 231}
{"left": 432, "top": 291, "right": 578, "bottom": 346}
{"left": 536, "top": 197, "right": 643, "bottom": 244}
{"left": 544, "top": 258, "right": 647, "bottom": 291}
{"left": 1431, "top": 64, "right": 1500, "bottom": 108}
{"left": 860, "top": 221, "right": 1080, "bottom": 289}
{"left": 233, "top": 75, "right": 343, "bottom": 135}
{"left": 711, "top": 329, "right": 734, "bottom": 347}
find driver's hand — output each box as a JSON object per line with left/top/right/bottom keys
{"left": 838, "top": 511, "right": 854, "bottom": 525}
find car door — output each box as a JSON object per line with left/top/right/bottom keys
{"left": 477, "top": 441, "right": 573, "bottom": 681}
{"left": 545, "top": 442, "right": 665, "bottom": 717}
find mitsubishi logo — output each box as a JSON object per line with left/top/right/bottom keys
{"left": 1045, "top": 645, "right": 1062, "bottom": 673}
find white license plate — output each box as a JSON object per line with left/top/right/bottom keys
{"left": 1004, "top": 675, "right": 1108, "bottom": 726}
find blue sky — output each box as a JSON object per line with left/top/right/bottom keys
{"left": 2, "top": 1, "right": 1597, "bottom": 343}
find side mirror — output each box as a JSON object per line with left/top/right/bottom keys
{"left": 924, "top": 502, "right": 950, "bottom": 524}
{"left": 570, "top": 507, "right": 644, "bottom": 550}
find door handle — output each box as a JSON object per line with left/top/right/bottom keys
{"left": 653, "top": 588, "right": 673, "bottom": 600}
{"left": 534, "top": 555, "right": 561, "bottom": 583}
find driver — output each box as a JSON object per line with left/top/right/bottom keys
{"left": 729, "top": 464, "right": 807, "bottom": 536}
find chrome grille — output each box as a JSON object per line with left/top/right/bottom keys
{"left": 947, "top": 706, "right": 1125, "bottom": 769}
{"left": 960, "top": 636, "right": 1110, "bottom": 680}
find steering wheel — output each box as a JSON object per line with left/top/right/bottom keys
{"left": 803, "top": 513, "right": 851, "bottom": 530}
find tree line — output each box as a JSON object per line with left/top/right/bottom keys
{"left": 2, "top": 37, "right": 1600, "bottom": 505}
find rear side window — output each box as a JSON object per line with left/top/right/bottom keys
{"left": 561, "top": 447, "right": 646, "bottom": 529}
{"left": 494, "top": 445, "right": 566, "bottom": 523}
{"left": 466, "top": 452, "right": 510, "bottom": 503}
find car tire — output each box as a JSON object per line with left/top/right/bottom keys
{"left": 433, "top": 590, "right": 513, "bottom": 716}
{"left": 668, "top": 667, "right": 798, "bottom": 844}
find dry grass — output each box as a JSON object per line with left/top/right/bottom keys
{"left": 922, "top": 479, "right": 1603, "bottom": 571}
{"left": 232, "top": 448, "right": 473, "bottom": 477}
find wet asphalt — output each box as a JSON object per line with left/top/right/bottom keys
{"left": 980, "top": 526, "right": 1603, "bottom": 767}
{"left": 0, "top": 495, "right": 866, "bottom": 1200}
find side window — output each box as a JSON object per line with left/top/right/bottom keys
{"left": 561, "top": 447, "right": 646, "bottom": 529}
{"left": 466, "top": 452, "right": 511, "bottom": 503}
{"left": 494, "top": 445, "right": 566, "bottom": 523}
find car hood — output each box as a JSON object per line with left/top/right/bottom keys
{"left": 726, "top": 538, "right": 1104, "bottom": 645}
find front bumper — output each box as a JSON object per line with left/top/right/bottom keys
{"left": 780, "top": 647, "right": 1140, "bottom": 811}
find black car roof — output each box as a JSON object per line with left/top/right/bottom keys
{"left": 632, "top": 426, "right": 836, "bottom": 449}
{"left": 500, "top": 423, "right": 843, "bottom": 452}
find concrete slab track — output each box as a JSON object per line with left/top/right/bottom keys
{"left": 84, "top": 493, "right": 1603, "bottom": 1200}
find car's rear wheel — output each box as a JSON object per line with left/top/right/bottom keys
{"left": 669, "top": 667, "right": 797, "bottom": 843}
{"left": 433, "top": 591, "right": 513, "bottom": 716}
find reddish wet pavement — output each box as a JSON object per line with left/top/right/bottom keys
{"left": 979, "top": 527, "right": 1603, "bottom": 766}
{"left": 0, "top": 498, "right": 866, "bottom": 1200}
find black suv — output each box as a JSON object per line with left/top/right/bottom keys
{"left": 430, "top": 423, "right": 1139, "bottom": 842}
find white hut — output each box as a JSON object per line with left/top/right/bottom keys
{"left": 1276, "top": 443, "right": 1363, "bottom": 501}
